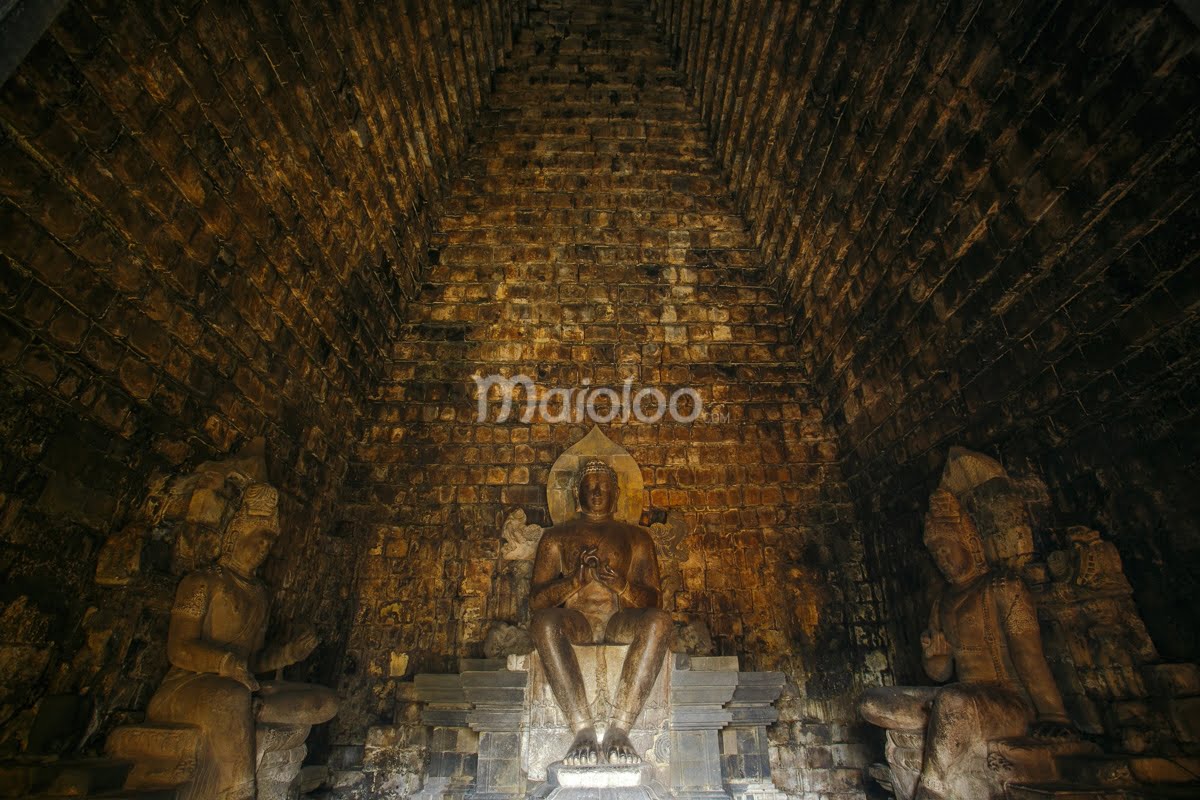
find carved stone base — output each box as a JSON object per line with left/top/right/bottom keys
{"left": 1006, "top": 786, "right": 1141, "bottom": 799}
{"left": 107, "top": 719, "right": 316, "bottom": 800}
{"left": 407, "top": 653, "right": 785, "bottom": 800}
{"left": 724, "top": 785, "right": 786, "bottom": 800}
{"left": 880, "top": 729, "right": 922, "bottom": 800}
{"left": 255, "top": 723, "right": 313, "bottom": 800}
{"left": 529, "top": 762, "right": 671, "bottom": 800}
{"left": 989, "top": 737, "right": 1103, "bottom": 786}
{"left": 869, "top": 730, "right": 1111, "bottom": 800}
{"left": 107, "top": 723, "right": 210, "bottom": 800}
{"left": 255, "top": 743, "right": 306, "bottom": 800}
{"left": 520, "top": 647, "right": 670, "bottom": 785}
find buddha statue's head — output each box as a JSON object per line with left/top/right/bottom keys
{"left": 924, "top": 488, "right": 989, "bottom": 586}
{"left": 577, "top": 459, "right": 618, "bottom": 520}
{"left": 219, "top": 483, "right": 281, "bottom": 577}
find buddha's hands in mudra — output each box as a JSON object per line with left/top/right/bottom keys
{"left": 573, "top": 546, "right": 601, "bottom": 586}
{"left": 574, "top": 546, "right": 627, "bottom": 595}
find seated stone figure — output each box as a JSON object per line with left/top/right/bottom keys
{"left": 143, "top": 482, "right": 338, "bottom": 799}
{"left": 530, "top": 459, "right": 672, "bottom": 766}
{"left": 860, "top": 489, "right": 1073, "bottom": 800}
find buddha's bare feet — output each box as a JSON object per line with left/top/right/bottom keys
{"left": 604, "top": 727, "right": 640, "bottom": 765}
{"left": 564, "top": 727, "right": 601, "bottom": 766}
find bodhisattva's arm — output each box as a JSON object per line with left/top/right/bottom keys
{"left": 252, "top": 628, "right": 318, "bottom": 674}
{"left": 1000, "top": 578, "right": 1071, "bottom": 723}
{"left": 603, "top": 532, "right": 661, "bottom": 609}
{"left": 921, "top": 595, "right": 954, "bottom": 682}
{"left": 167, "top": 573, "right": 258, "bottom": 690}
{"left": 530, "top": 534, "right": 585, "bottom": 610}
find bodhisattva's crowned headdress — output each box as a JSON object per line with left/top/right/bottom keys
{"left": 923, "top": 488, "right": 988, "bottom": 574}
{"left": 222, "top": 482, "right": 281, "bottom": 554}
{"left": 239, "top": 483, "right": 279, "bottom": 516}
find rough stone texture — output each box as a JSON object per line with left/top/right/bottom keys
{"left": 0, "top": 0, "right": 1197, "bottom": 797}
{"left": 0, "top": 0, "right": 524, "bottom": 758}
{"left": 649, "top": 0, "right": 1200, "bottom": 671}
{"left": 339, "top": 1, "right": 888, "bottom": 795}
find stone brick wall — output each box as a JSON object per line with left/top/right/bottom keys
{"left": 340, "top": 1, "right": 886, "bottom": 795}
{"left": 0, "top": 0, "right": 524, "bottom": 754}
{"left": 651, "top": 0, "right": 1200, "bottom": 666}
{"left": 2, "top": 0, "right": 1196, "bottom": 793}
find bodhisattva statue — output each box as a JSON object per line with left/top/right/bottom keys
{"left": 860, "top": 489, "right": 1074, "bottom": 800}
{"left": 146, "top": 482, "right": 338, "bottom": 799}
{"left": 530, "top": 459, "right": 672, "bottom": 766}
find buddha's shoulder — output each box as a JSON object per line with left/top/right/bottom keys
{"left": 603, "top": 520, "right": 654, "bottom": 544}
{"left": 539, "top": 518, "right": 648, "bottom": 538}
{"left": 617, "top": 519, "right": 651, "bottom": 535}
{"left": 538, "top": 520, "right": 576, "bottom": 541}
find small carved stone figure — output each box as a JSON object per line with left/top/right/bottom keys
{"left": 530, "top": 459, "right": 672, "bottom": 767}
{"left": 860, "top": 489, "right": 1073, "bottom": 800}
{"left": 1044, "top": 526, "right": 1159, "bottom": 734}
{"left": 144, "top": 482, "right": 338, "bottom": 799}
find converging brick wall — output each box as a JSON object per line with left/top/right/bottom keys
{"left": 651, "top": 0, "right": 1200, "bottom": 666}
{"left": 339, "top": 1, "right": 886, "bottom": 795}
{"left": 0, "top": 0, "right": 524, "bottom": 754}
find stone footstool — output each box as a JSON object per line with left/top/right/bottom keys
{"left": 529, "top": 762, "right": 670, "bottom": 799}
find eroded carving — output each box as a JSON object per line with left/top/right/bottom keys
{"left": 1042, "top": 525, "right": 1162, "bottom": 742}
{"left": 107, "top": 446, "right": 338, "bottom": 800}
{"left": 502, "top": 508, "right": 544, "bottom": 562}
{"left": 859, "top": 487, "right": 1074, "bottom": 799}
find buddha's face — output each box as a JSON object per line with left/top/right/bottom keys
{"left": 579, "top": 471, "right": 615, "bottom": 517}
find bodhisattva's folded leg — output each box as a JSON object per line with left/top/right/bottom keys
{"left": 255, "top": 680, "right": 339, "bottom": 726}
{"left": 858, "top": 686, "right": 940, "bottom": 731}
{"left": 915, "top": 685, "right": 1031, "bottom": 800}
{"left": 147, "top": 674, "right": 256, "bottom": 800}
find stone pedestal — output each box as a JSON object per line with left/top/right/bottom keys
{"left": 106, "top": 723, "right": 209, "bottom": 799}
{"left": 107, "top": 718, "right": 319, "bottom": 800}
{"left": 255, "top": 723, "right": 315, "bottom": 800}
{"left": 405, "top": 649, "right": 785, "bottom": 799}
{"left": 530, "top": 762, "right": 670, "bottom": 800}
{"left": 668, "top": 656, "right": 737, "bottom": 800}
{"left": 521, "top": 646, "right": 671, "bottom": 787}
{"left": 467, "top": 659, "right": 530, "bottom": 800}
{"left": 414, "top": 672, "right": 476, "bottom": 800}
{"left": 722, "top": 672, "right": 787, "bottom": 800}
{"left": 413, "top": 658, "right": 530, "bottom": 800}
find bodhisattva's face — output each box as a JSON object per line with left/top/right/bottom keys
{"left": 226, "top": 525, "right": 277, "bottom": 576}
{"left": 579, "top": 472, "right": 616, "bottom": 517}
{"left": 927, "top": 536, "right": 974, "bottom": 585}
